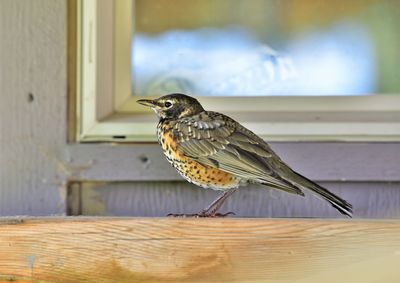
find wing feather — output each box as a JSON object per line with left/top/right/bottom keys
{"left": 172, "top": 111, "right": 304, "bottom": 195}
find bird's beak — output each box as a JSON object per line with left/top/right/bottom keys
{"left": 136, "top": 99, "right": 157, "bottom": 108}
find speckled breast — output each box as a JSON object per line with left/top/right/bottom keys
{"left": 157, "top": 121, "right": 239, "bottom": 190}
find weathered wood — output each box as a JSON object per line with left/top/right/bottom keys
{"left": 0, "top": 218, "right": 399, "bottom": 283}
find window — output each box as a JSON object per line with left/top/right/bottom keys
{"left": 133, "top": 0, "right": 400, "bottom": 97}
{"left": 72, "top": 0, "right": 400, "bottom": 142}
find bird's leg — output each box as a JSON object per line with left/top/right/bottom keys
{"left": 167, "top": 188, "right": 237, "bottom": 218}
{"left": 199, "top": 188, "right": 238, "bottom": 217}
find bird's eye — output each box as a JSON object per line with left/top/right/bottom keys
{"left": 164, "top": 101, "right": 172, "bottom": 108}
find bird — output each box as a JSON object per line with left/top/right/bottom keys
{"left": 137, "top": 93, "right": 353, "bottom": 217}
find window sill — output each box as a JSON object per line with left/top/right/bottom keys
{"left": 79, "top": 104, "right": 400, "bottom": 142}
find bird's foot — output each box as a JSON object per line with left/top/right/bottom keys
{"left": 199, "top": 211, "right": 236, "bottom": 218}
{"left": 166, "top": 213, "right": 197, "bottom": 217}
{"left": 167, "top": 211, "right": 235, "bottom": 218}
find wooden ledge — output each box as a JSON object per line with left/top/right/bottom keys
{"left": 0, "top": 217, "right": 399, "bottom": 283}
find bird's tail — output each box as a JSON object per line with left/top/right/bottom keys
{"left": 285, "top": 170, "right": 353, "bottom": 217}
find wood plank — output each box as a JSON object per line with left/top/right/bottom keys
{"left": 67, "top": 142, "right": 400, "bottom": 182}
{"left": 0, "top": 218, "right": 399, "bottom": 283}
{"left": 74, "top": 181, "right": 400, "bottom": 218}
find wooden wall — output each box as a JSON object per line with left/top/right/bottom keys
{"left": 0, "top": 0, "right": 399, "bottom": 218}
{"left": 0, "top": 0, "right": 68, "bottom": 216}
{"left": 69, "top": 181, "right": 400, "bottom": 218}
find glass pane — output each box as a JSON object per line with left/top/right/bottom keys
{"left": 132, "top": 0, "right": 400, "bottom": 96}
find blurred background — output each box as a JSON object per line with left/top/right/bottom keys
{"left": 133, "top": 0, "right": 400, "bottom": 96}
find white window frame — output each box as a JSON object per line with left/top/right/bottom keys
{"left": 74, "top": 0, "right": 400, "bottom": 143}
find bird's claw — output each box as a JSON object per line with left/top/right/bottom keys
{"left": 167, "top": 211, "right": 235, "bottom": 218}
{"left": 199, "top": 211, "right": 236, "bottom": 218}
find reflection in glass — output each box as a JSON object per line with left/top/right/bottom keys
{"left": 132, "top": 0, "right": 400, "bottom": 96}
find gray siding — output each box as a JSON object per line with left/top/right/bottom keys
{"left": 71, "top": 181, "right": 400, "bottom": 219}
{"left": 0, "top": 0, "right": 67, "bottom": 216}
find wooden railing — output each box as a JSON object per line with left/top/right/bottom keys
{"left": 0, "top": 218, "right": 399, "bottom": 282}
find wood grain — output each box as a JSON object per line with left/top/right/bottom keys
{"left": 0, "top": 218, "right": 400, "bottom": 283}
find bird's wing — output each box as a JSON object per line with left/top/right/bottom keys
{"left": 172, "top": 111, "right": 304, "bottom": 195}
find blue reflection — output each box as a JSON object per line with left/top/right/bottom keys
{"left": 132, "top": 23, "right": 375, "bottom": 96}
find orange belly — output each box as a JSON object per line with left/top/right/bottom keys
{"left": 160, "top": 130, "right": 239, "bottom": 190}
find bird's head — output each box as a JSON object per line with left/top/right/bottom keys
{"left": 137, "top": 93, "right": 204, "bottom": 120}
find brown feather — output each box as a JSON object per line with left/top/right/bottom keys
{"left": 173, "top": 111, "right": 352, "bottom": 216}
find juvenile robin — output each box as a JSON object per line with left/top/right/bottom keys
{"left": 137, "top": 93, "right": 353, "bottom": 217}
